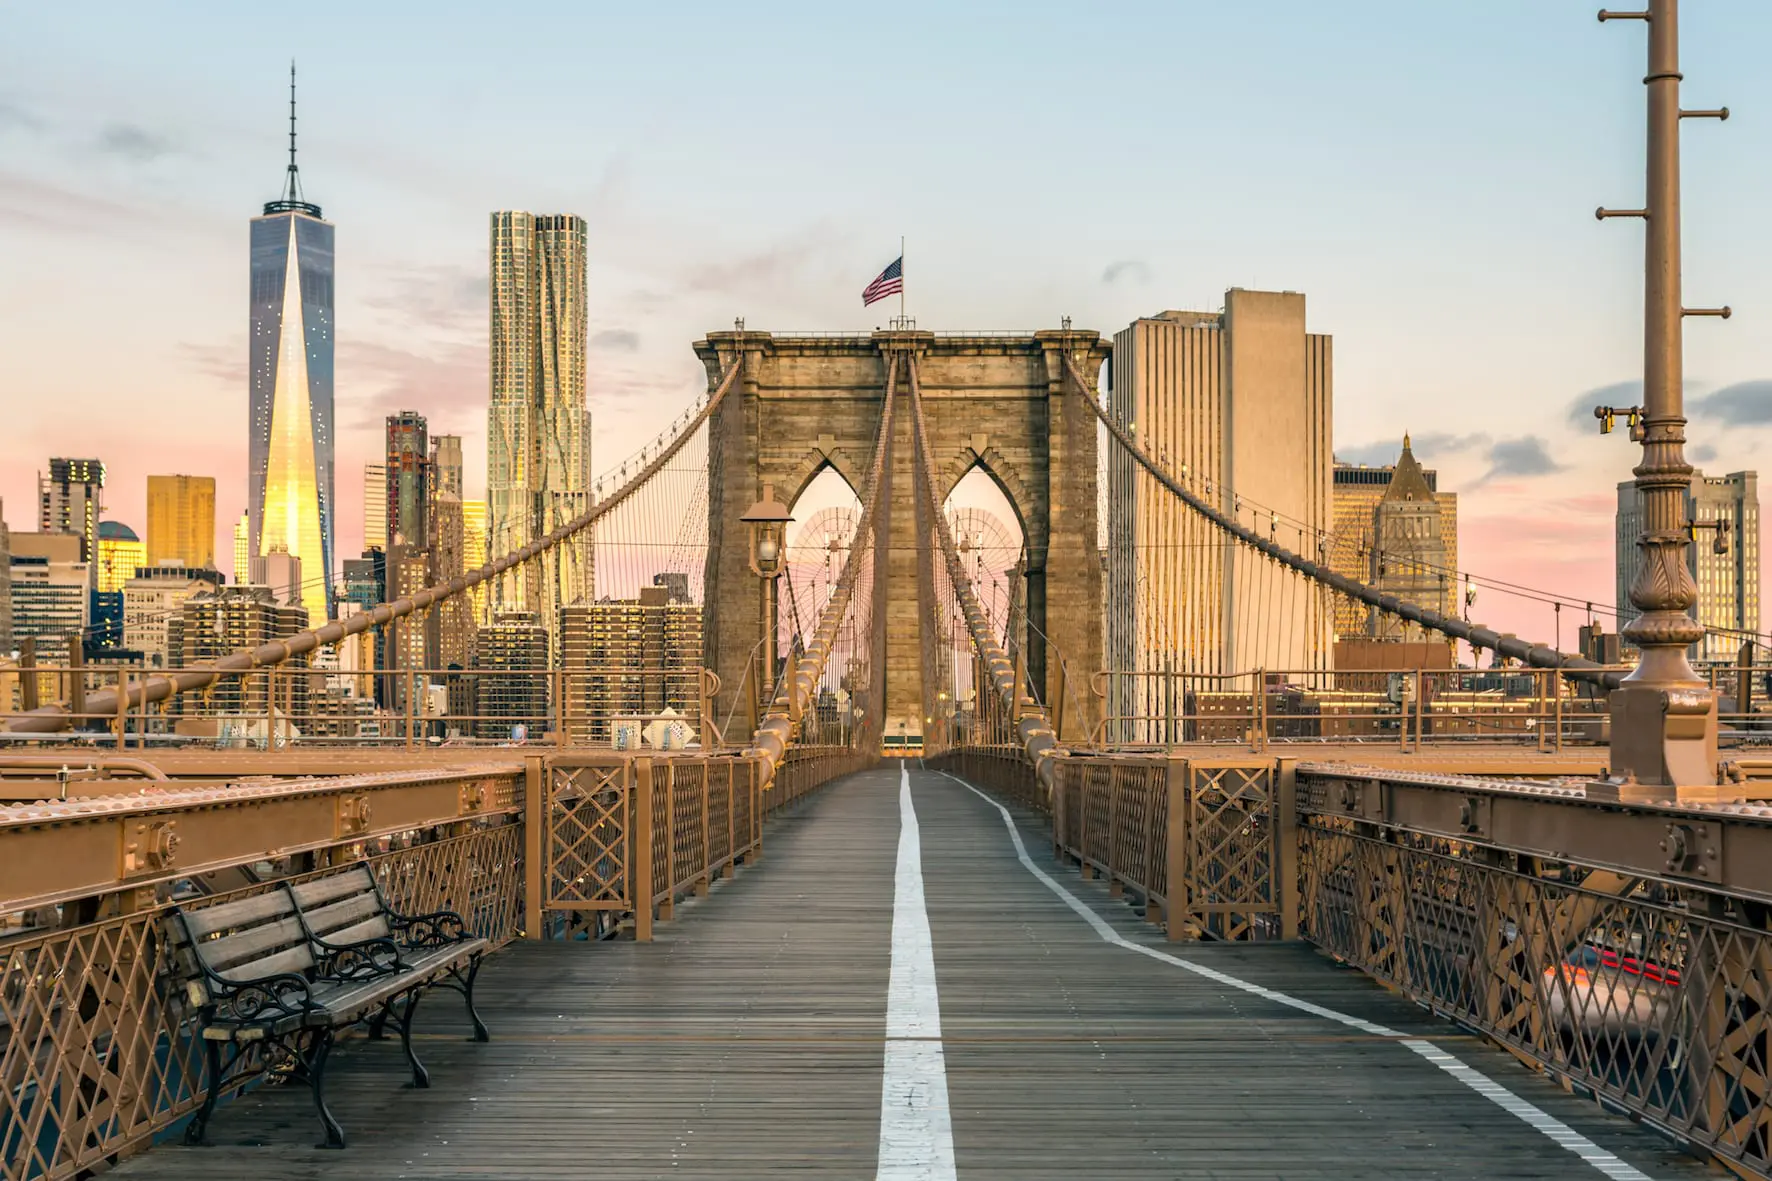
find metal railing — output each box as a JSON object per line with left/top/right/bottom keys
{"left": 0, "top": 743, "right": 870, "bottom": 1181}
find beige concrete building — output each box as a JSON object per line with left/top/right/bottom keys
{"left": 146, "top": 475, "right": 216, "bottom": 567}
{"left": 123, "top": 566, "right": 223, "bottom": 668}
{"left": 1105, "top": 290, "right": 1333, "bottom": 696}
{"left": 1329, "top": 442, "right": 1459, "bottom": 640}
{"left": 488, "top": 212, "right": 590, "bottom": 635}
{"left": 165, "top": 585, "right": 307, "bottom": 719}
{"left": 559, "top": 583, "right": 702, "bottom": 744}
{"left": 9, "top": 532, "right": 89, "bottom": 665}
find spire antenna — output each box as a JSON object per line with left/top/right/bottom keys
{"left": 265, "top": 60, "right": 321, "bottom": 217}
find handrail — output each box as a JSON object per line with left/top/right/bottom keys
{"left": 8, "top": 362, "right": 744, "bottom": 734}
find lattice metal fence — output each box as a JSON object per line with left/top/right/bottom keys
{"left": 0, "top": 824, "right": 522, "bottom": 1181}
{"left": 1299, "top": 817, "right": 1772, "bottom": 1175}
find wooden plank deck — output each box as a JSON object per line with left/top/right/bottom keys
{"left": 113, "top": 762, "right": 1712, "bottom": 1180}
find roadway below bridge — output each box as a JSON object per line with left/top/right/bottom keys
{"left": 116, "top": 764, "right": 1710, "bottom": 1180}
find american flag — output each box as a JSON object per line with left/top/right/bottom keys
{"left": 861, "top": 256, "right": 903, "bottom": 307}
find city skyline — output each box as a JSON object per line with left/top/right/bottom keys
{"left": 3, "top": 3, "right": 1772, "bottom": 649}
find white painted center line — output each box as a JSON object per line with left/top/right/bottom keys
{"left": 943, "top": 772, "right": 1657, "bottom": 1181}
{"left": 876, "top": 763, "right": 957, "bottom": 1181}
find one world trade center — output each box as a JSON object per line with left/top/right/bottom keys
{"left": 248, "top": 65, "right": 334, "bottom": 626}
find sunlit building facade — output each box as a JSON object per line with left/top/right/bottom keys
{"left": 1329, "top": 446, "right": 1459, "bottom": 640}
{"left": 146, "top": 475, "right": 217, "bottom": 568}
{"left": 96, "top": 521, "right": 145, "bottom": 594}
{"left": 248, "top": 111, "right": 334, "bottom": 629}
{"left": 488, "top": 212, "right": 589, "bottom": 636}
{"left": 1617, "top": 470, "right": 1760, "bottom": 663}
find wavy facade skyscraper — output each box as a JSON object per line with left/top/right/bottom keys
{"left": 488, "top": 211, "right": 590, "bottom": 635}
{"left": 248, "top": 66, "right": 334, "bottom": 627}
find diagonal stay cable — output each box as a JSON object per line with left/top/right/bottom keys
{"left": 905, "top": 353, "right": 1062, "bottom": 793}
{"left": 11, "top": 361, "right": 746, "bottom": 734}
{"left": 748, "top": 352, "right": 899, "bottom": 784}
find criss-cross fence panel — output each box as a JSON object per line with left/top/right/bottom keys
{"left": 1298, "top": 814, "right": 1772, "bottom": 1176}
{"left": 539, "top": 754, "right": 633, "bottom": 913}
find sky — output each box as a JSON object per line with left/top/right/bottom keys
{"left": 3, "top": 1, "right": 1771, "bottom": 651}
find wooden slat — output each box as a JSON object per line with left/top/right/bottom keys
{"left": 288, "top": 867, "right": 377, "bottom": 910}
{"left": 301, "top": 893, "right": 382, "bottom": 938}
{"left": 180, "top": 892, "right": 296, "bottom": 939}
{"left": 197, "top": 916, "right": 310, "bottom": 974}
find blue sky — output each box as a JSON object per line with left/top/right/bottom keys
{"left": 2, "top": 1, "right": 1770, "bottom": 644}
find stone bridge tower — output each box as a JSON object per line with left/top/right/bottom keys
{"left": 697, "top": 328, "right": 1109, "bottom": 747}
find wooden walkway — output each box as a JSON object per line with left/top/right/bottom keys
{"left": 114, "top": 762, "right": 1712, "bottom": 1179}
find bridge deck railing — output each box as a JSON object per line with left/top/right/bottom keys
{"left": 0, "top": 744, "right": 868, "bottom": 1181}
{"left": 939, "top": 741, "right": 1772, "bottom": 1178}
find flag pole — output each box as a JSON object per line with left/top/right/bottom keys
{"left": 899, "top": 235, "right": 906, "bottom": 323}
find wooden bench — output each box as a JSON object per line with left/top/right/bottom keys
{"left": 167, "top": 863, "right": 491, "bottom": 1149}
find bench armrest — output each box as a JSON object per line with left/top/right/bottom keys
{"left": 388, "top": 909, "right": 475, "bottom": 948}
{"left": 212, "top": 971, "right": 318, "bottom": 1023}
{"left": 311, "top": 934, "right": 406, "bottom": 981}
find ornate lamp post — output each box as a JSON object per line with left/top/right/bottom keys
{"left": 740, "top": 483, "right": 793, "bottom": 714}
{"left": 1596, "top": 0, "right": 1730, "bottom": 797}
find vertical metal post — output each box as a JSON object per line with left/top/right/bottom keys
{"left": 1274, "top": 757, "right": 1300, "bottom": 940}
{"left": 19, "top": 637, "right": 38, "bottom": 713}
{"left": 1164, "top": 756, "right": 1188, "bottom": 941}
{"left": 657, "top": 760, "right": 675, "bottom": 921}
{"left": 67, "top": 639, "right": 85, "bottom": 728}
{"left": 555, "top": 667, "right": 569, "bottom": 747}
{"left": 523, "top": 756, "right": 545, "bottom": 939}
{"left": 632, "top": 757, "right": 654, "bottom": 942}
{"left": 116, "top": 668, "right": 129, "bottom": 748}
{"left": 1736, "top": 638, "right": 1755, "bottom": 721}
{"left": 404, "top": 668, "right": 416, "bottom": 748}
{"left": 1601, "top": 0, "right": 1725, "bottom": 792}
{"left": 1414, "top": 668, "right": 1425, "bottom": 754}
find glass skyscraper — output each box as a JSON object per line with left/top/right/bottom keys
{"left": 488, "top": 212, "right": 590, "bottom": 637}
{"left": 248, "top": 68, "right": 334, "bottom": 628}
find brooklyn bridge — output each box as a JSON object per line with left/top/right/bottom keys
{"left": 6, "top": 7, "right": 1772, "bottom": 1180}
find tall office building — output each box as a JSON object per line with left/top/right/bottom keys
{"left": 249, "top": 549, "right": 306, "bottom": 614}
{"left": 363, "top": 463, "right": 387, "bottom": 553}
{"left": 8, "top": 533, "right": 89, "bottom": 665}
{"left": 463, "top": 499, "right": 489, "bottom": 623}
{"left": 146, "top": 475, "right": 217, "bottom": 568}
{"left": 249, "top": 67, "right": 334, "bottom": 629}
{"left": 430, "top": 435, "right": 472, "bottom": 670}
{"left": 166, "top": 586, "right": 308, "bottom": 720}
{"left": 1329, "top": 442, "right": 1459, "bottom": 640}
{"left": 233, "top": 512, "right": 250, "bottom": 584}
{"left": 559, "top": 583, "right": 701, "bottom": 744}
{"left": 123, "top": 566, "right": 222, "bottom": 668}
{"left": 1104, "top": 291, "right": 1333, "bottom": 698}
{"left": 39, "top": 458, "right": 105, "bottom": 583}
{"left": 471, "top": 612, "right": 551, "bottom": 739}
{"left": 95, "top": 521, "right": 145, "bottom": 594}
{"left": 488, "top": 211, "right": 589, "bottom": 635}
{"left": 1617, "top": 470, "right": 1760, "bottom": 663}
{"left": 385, "top": 413, "right": 429, "bottom": 552}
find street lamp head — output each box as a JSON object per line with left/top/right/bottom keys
{"left": 741, "top": 482, "right": 794, "bottom": 578}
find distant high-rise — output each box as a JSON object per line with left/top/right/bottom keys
{"left": 488, "top": 211, "right": 589, "bottom": 635}
{"left": 471, "top": 611, "right": 551, "bottom": 739}
{"left": 1329, "top": 445, "right": 1459, "bottom": 640}
{"left": 559, "top": 585, "right": 702, "bottom": 743}
{"left": 385, "top": 412, "right": 429, "bottom": 551}
{"left": 430, "top": 435, "right": 471, "bottom": 670}
{"left": 463, "top": 499, "right": 488, "bottom": 623}
{"left": 1617, "top": 470, "right": 1760, "bottom": 663}
{"left": 8, "top": 533, "right": 89, "bottom": 665}
{"left": 123, "top": 566, "right": 222, "bottom": 668}
{"left": 363, "top": 464, "right": 387, "bottom": 553}
{"left": 96, "top": 521, "right": 145, "bottom": 594}
{"left": 232, "top": 512, "right": 250, "bottom": 585}
{"left": 165, "top": 586, "right": 308, "bottom": 721}
{"left": 249, "top": 549, "right": 306, "bottom": 614}
{"left": 147, "top": 475, "right": 217, "bottom": 567}
{"left": 39, "top": 458, "right": 105, "bottom": 581}
{"left": 249, "top": 65, "right": 334, "bottom": 629}
{"left": 1104, "top": 291, "right": 1333, "bottom": 701}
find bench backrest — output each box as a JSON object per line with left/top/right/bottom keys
{"left": 168, "top": 890, "right": 316, "bottom": 995}
{"left": 288, "top": 864, "right": 393, "bottom": 949}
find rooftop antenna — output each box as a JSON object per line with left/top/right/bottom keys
{"left": 265, "top": 60, "right": 321, "bottom": 217}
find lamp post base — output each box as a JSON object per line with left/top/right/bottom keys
{"left": 1590, "top": 683, "right": 1719, "bottom": 802}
